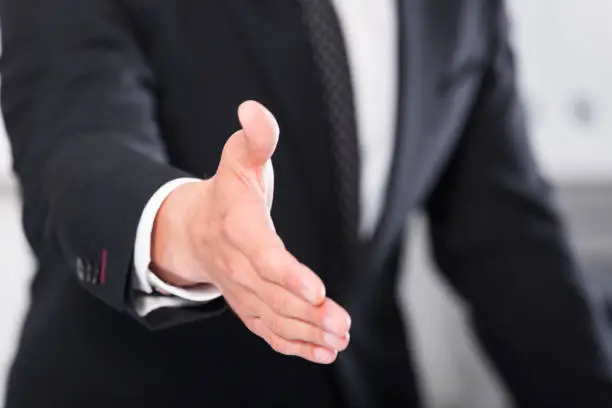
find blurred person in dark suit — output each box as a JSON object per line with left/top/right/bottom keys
{"left": 1, "top": 0, "right": 611, "bottom": 407}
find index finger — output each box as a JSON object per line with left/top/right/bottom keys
{"left": 222, "top": 201, "right": 326, "bottom": 305}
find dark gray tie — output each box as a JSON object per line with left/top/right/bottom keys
{"left": 297, "top": 0, "right": 361, "bottom": 260}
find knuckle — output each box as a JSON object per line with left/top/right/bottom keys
{"left": 269, "top": 338, "right": 288, "bottom": 355}
{"left": 255, "top": 251, "right": 286, "bottom": 280}
{"left": 297, "top": 343, "right": 313, "bottom": 359}
{"left": 252, "top": 249, "right": 273, "bottom": 272}
{"left": 307, "top": 326, "right": 322, "bottom": 344}
{"left": 290, "top": 322, "right": 309, "bottom": 343}
{"left": 283, "top": 297, "right": 312, "bottom": 322}
{"left": 299, "top": 324, "right": 320, "bottom": 345}
{"left": 305, "top": 307, "right": 323, "bottom": 326}
{"left": 269, "top": 293, "right": 290, "bottom": 314}
{"left": 267, "top": 317, "right": 283, "bottom": 335}
{"left": 281, "top": 273, "right": 300, "bottom": 292}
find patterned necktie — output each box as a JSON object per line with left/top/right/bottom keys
{"left": 297, "top": 0, "right": 361, "bottom": 261}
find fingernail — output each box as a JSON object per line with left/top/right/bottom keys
{"left": 314, "top": 348, "right": 336, "bottom": 364}
{"left": 324, "top": 332, "right": 346, "bottom": 350}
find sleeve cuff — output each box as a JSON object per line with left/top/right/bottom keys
{"left": 147, "top": 273, "right": 223, "bottom": 302}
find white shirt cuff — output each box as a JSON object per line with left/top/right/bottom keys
{"left": 132, "top": 177, "right": 223, "bottom": 317}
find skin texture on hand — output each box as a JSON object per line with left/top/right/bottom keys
{"left": 151, "top": 101, "right": 351, "bottom": 364}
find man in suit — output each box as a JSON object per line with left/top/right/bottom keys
{"left": 1, "top": 0, "right": 611, "bottom": 407}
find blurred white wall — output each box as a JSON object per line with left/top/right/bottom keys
{"left": 0, "top": 138, "right": 32, "bottom": 402}
{"left": 0, "top": 1, "right": 610, "bottom": 407}
{"left": 512, "top": 0, "right": 612, "bottom": 183}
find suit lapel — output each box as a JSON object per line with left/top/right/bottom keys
{"left": 368, "top": 0, "right": 420, "bottom": 254}
{"left": 368, "top": 0, "right": 439, "bottom": 268}
{"left": 371, "top": 0, "right": 485, "bottom": 265}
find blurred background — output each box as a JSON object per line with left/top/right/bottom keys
{"left": 0, "top": 1, "right": 610, "bottom": 407}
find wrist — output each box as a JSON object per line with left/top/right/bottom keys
{"left": 151, "top": 180, "right": 212, "bottom": 288}
{"left": 150, "top": 264, "right": 200, "bottom": 288}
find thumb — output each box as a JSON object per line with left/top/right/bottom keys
{"left": 217, "top": 101, "right": 278, "bottom": 203}
{"left": 236, "top": 100, "right": 280, "bottom": 169}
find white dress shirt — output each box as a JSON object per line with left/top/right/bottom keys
{"left": 132, "top": 0, "right": 399, "bottom": 316}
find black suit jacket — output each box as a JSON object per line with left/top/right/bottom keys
{"left": 1, "top": 0, "right": 611, "bottom": 407}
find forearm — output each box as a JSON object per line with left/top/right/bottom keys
{"left": 2, "top": 0, "right": 227, "bottom": 328}
{"left": 17, "top": 135, "right": 229, "bottom": 328}
{"left": 21, "top": 134, "right": 185, "bottom": 309}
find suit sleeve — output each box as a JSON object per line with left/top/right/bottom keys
{"left": 0, "top": 0, "right": 226, "bottom": 329}
{"left": 424, "top": 2, "right": 612, "bottom": 406}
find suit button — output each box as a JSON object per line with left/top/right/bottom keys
{"left": 76, "top": 258, "right": 85, "bottom": 281}
{"left": 91, "top": 267, "right": 100, "bottom": 284}
{"left": 84, "top": 262, "right": 94, "bottom": 284}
